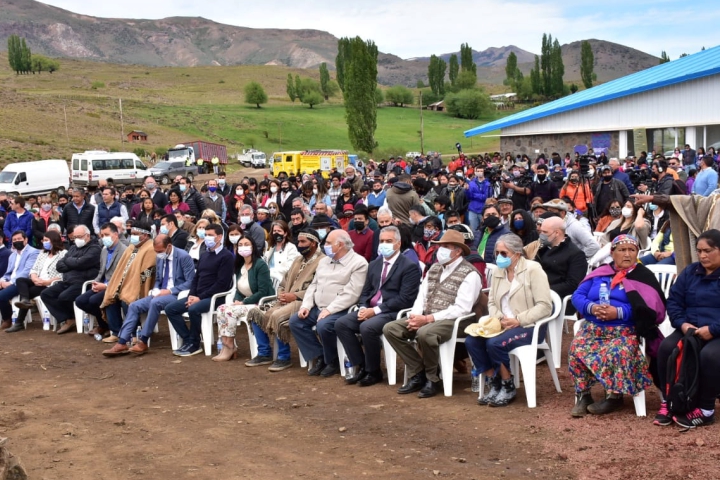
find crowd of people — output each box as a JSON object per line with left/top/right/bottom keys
{"left": 1, "top": 146, "right": 719, "bottom": 429}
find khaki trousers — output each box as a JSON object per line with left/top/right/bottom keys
{"left": 382, "top": 317, "right": 455, "bottom": 382}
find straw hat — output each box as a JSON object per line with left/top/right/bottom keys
{"left": 465, "top": 316, "right": 505, "bottom": 338}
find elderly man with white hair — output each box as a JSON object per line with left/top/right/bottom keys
{"left": 238, "top": 204, "right": 266, "bottom": 254}
{"left": 344, "top": 165, "right": 364, "bottom": 195}
{"left": 288, "top": 229, "right": 368, "bottom": 377}
{"left": 110, "top": 216, "right": 130, "bottom": 245}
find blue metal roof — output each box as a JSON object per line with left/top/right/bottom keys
{"left": 464, "top": 45, "right": 720, "bottom": 137}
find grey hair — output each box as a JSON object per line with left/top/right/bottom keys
{"left": 334, "top": 229, "right": 355, "bottom": 249}
{"left": 74, "top": 224, "right": 91, "bottom": 236}
{"left": 240, "top": 204, "right": 254, "bottom": 214}
{"left": 110, "top": 216, "right": 125, "bottom": 225}
{"left": 380, "top": 225, "right": 401, "bottom": 242}
{"left": 495, "top": 233, "right": 525, "bottom": 257}
{"left": 47, "top": 223, "right": 62, "bottom": 232}
{"left": 377, "top": 206, "right": 393, "bottom": 218}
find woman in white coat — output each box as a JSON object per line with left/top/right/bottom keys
{"left": 263, "top": 220, "right": 299, "bottom": 286}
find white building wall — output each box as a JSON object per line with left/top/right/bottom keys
{"left": 501, "top": 75, "right": 720, "bottom": 136}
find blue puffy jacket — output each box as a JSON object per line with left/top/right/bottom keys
{"left": 4, "top": 210, "right": 33, "bottom": 242}
{"left": 466, "top": 178, "right": 492, "bottom": 214}
{"left": 667, "top": 262, "right": 720, "bottom": 338}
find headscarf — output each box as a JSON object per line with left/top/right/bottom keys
{"left": 609, "top": 234, "right": 639, "bottom": 289}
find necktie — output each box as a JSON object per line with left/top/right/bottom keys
{"left": 369, "top": 261, "right": 390, "bottom": 307}
{"left": 160, "top": 258, "right": 170, "bottom": 289}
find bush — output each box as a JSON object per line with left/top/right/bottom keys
{"left": 444, "top": 89, "right": 493, "bottom": 119}
{"left": 385, "top": 85, "right": 415, "bottom": 107}
{"left": 133, "top": 148, "right": 147, "bottom": 157}
{"left": 91, "top": 81, "right": 105, "bottom": 89}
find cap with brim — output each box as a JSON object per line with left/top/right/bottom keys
{"left": 430, "top": 230, "right": 470, "bottom": 256}
{"left": 465, "top": 316, "right": 505, "bottom": 338}
{"left": 542, "top": 199, "right": 570, "bottom": 212}
{"left": 498, "top": 198, "right": 513, "bottom": 205}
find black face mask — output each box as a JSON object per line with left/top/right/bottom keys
{"left": 281, "top": 187, "right": 290, "bottom": 193}
{"left": 483, "top": 216, "right": 501, "bottom": 229}
{"left": 355, "top": 221, "right": 365, "bottom": 231}
{"left": 373, "top": 188, "right": 382, "bottom": 193}
{"left": 603, "top": 176, "right": 613, "bottom": 183}
{"left": 273, "top": 234, "right": 285, "bottom": 243}
{"left": 297, "top": 245, "right": 312, "bottom": 257}
{"left": 12, "top": 241, "right": 24, "bottom": 251}
{"left": 536, "top": 174, "right": 547, "bottom": 182}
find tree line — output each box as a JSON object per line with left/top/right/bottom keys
{"left": 7, "top": 35, "right": 60, "bottom": 74}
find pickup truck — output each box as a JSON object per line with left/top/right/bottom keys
{"left": 147, "top": 160, "right": 199, "bottom": 185}
{"left": 238, "top": 149, "right": 267, "bottom": 168}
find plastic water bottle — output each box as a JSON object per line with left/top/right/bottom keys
{"left": 343, "top": 356, "right": 354, "bottom": 380}
{"left": 94, "top": 332, "right": 103, "bottom": 342}
{"left": 471, "top": 367, "right": 480, "bottom": 393}
{"left": 82, "top": 314, "right": 90, "bottom": 334}
{"left": 11, "top": 311, "right": 17, "bottom": 328}
{"left": 43, "top": 309, "right": 51, "bottom": 331}
{"left": 216, "top": 338, "right": 223, "bottom": 352}
{"left": 599, "top": 282, "right": 610, "bottom": 306}
{"left": 135, "top": 326, "right": 142, "bottom": 345}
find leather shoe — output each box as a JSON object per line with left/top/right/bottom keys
{"left": 56, "top": 321, "right": 75, "bottom": 335}
{"left": 418, "top": 380, "right": 442, "bottom": 399}
{"left": 5, "top": 322, "right": 25, "bottom": 333}
{"left": 345, "top": 367, "right": 367, "bottom": 385}
{"left": 102, "top": 335, "right": 119, "bottom": 344}
{"left": 14, "top": 299, "right": 34, "bottom": 309}
{"left": 397, "top": 373, "right": 427, "bottom": 394}
{"left": 88, "top": 326, "right": 108, "bottom": 336}
{"left": 129, "top": 340, "right": 148, "bottom": 355}
{"left": 320, "top": 363, "right": 340, "bottom": 377}
{"left": 102, "top": 343, "right": 130, "bottom": 357}
{"left": 0, "top": 320, "right": 11, "bottom": 330}
{"left": 358, "top": 370, "right": 384, "bottom": 387}
{"left": 307, "top": 357, "right": 327, "bottom": 376}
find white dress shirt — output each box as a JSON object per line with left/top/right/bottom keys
{"left": 410, "top": 256, "right": 482, "bottom": 321}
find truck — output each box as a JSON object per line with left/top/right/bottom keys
{"left": 167, "top": 141, "right": 228, "bottom": 170}
{"left": 272, "top": 150, "right": 348, "bottom": 178}
{"left": 238, "top": 149, "right": 268, "bottom": 168}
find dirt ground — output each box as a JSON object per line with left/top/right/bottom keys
{"left": 1, "top": 312, "right": 719, "bottom": 480}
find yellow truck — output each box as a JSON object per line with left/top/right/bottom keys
{"left": 272, "top": 150, "right": 348, "bottom": 178}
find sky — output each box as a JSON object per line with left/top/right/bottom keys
{"left": 38, "top": 0, "right": 720, "bottom": 60}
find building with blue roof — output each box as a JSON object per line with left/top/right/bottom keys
{"left": 464, "top": 46, "right": 720, "bottom": 159}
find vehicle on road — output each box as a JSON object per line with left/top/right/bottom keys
{"left": 147, "top": 160, "right": 198, "bottom": 185}
{"left": 168, "top": 141, "right": 227, "bottom": 168}
{"left": 272, "top": 150, "right": 348, "bottom": 178}
{"left": 71, "top": 151, "right": 147, "bottom": 187}
{"left": 0, "top": 159, "right": 70, "bottom": 196}
{"left": 238, "top": 149, "right": 267, "bottom": 168}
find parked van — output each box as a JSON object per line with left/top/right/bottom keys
{"left": 0, "top": 160, "right": 70, "bottom": 196}
{"left": 71, "top": 151, "right": 148, "bottom": 187}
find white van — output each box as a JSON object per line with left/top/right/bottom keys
{"left": 71, "top": 151, "right": 148, "bottom": 187}
{"left": 0, "top": 160, "right": 70, "bottom": 196}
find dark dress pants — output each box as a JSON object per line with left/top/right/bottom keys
{"left": 335, "top": 310, "right": 396, "bottom": 372}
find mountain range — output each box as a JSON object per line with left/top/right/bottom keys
{"left": 0, "top": 0, "right": 661, "bottom": 86}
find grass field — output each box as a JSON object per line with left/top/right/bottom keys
{"left": 0, "top": 54, "right": 508, "bottom": 166}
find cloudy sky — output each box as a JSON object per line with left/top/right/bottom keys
{"left": 40, "top": 0, "right": 719, "bottom": 59}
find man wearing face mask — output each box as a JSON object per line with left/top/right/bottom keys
{"left": 96, "top": 221, "right": 157, "bottom": 343}
{"left": 289, "top": 229, "right": 368, "bottom": 377}
{"left": 348, "top": 206, "right": 374, "bottom": 262}
{"left": 237, "top": 204, "right": 265, "bottom": 254}
{"left": 309, "top": 214, "right": 334, "bottom": 247}
{"left": 103, "top": 234, "right": 195, "bottom": 356}
{"left": 178, "top": 177, "right": 206, "bottom": 219}
{"left": 384, "top": 230, "right": 483, "bottom": 398}
{"left": 143, "top": 176, "right": 168, "bottom": 210}
{"left": 246, "top": 229, "right": 325, "bottom": 372}
{"left": 593, "top": 165, "right": 630, "bottom": 219}
{"left": 41, "top": 225, "right": 101, "bottom": 334}
{"left": 203, "top": 179, "right": 227, "bottom": 220}
{"left": 408, "top": 205, "right": 430, "bottom": 243}
{"left": 165, "top": 224, "right": 235, "bottom": 356}
{"left": 160, "top": 214, "right": 188, "bottom": 250}
{"left": 0, "top": 232, "right": 40, "bottom": 330}
{"left": 542, "top": 199, "right": 599, "bottom": 261}
{"left": 465, "top": 167, "right": 493, "bottom": 232}
{"left": 533, "top": 216, "right": 588, "bottom": 301}
{"left": 442, "top": 175, "right": 469, "bottom": 218}
{"left": 216, "top": 171, "right": 230, "bottom": 197}
{"left": 92, "top": 187, "right": 129, "bottom": 236}
{"left": 336, "top": 226, "right": 422, "bottom": 387}
{"left": 529, "top": 164, "right": 560, "bottom": 203}
{"left": 75, "top": 223, "right": 128, "bottom": 337}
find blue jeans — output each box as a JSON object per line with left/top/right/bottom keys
{"left": 465, "top": 325, "right": 545, "bottom": 374}
{"left": 104, "top": 302, "right": 128, "bottom": 336}
{"left": 0, "top": 284, "right": 19, "bottom": 321}
{"left": 467, "top": 210, "right": 483, "bottom": 232}
{"left": 165, "top": 297, "right": 216, "bottom": 346}
{"left": 251, "top": 322, "right": 290, "bottom": 361}
{"left": 288, "top": 306, "right": 349, "bottom": 365}
{"left": 118, "top": 294, "right": 178, "bottom": 344}
{"left": 639, "top": 253, "right": 675, "bottom": 266}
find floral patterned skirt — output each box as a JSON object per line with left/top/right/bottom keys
{"left": 216, "top": 304, "right": 251, "bottom": 337}
{"left": 568, "top": 322, "right": 652, "bottom": 395}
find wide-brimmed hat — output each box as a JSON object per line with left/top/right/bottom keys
{"left": 465, "top": 316, "right": 504, "bottom": 338}
{"left": 542, "top": 198, "right": 570, "bottom": 212}
{"left": 430, "top": 230, "right": 470, "bottom": 256}
{"left": 310, "top": 214, "right": 333, "bottom": 227}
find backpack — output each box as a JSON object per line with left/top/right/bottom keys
{"left": 665, "top": 329, "right": 702, "bottom": 414}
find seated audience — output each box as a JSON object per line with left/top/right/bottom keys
{"left": 0, "top": 231, "right": 40, "bottom": 330}
{"left": 263, "top": 220, "right": 299, "bottom": 285}
{"left": 533, "top": 216, "right": 588, "bottom": 300}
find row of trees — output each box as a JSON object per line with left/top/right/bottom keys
{"left": 7, "top": 35, "right": 60, "bottom": 74}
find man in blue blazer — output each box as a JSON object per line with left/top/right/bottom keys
{"left": 102, "top": 234, "right": 195, "bottom": 356}
{"left": 335, "top": 225, "right": 422, "bottom": 387}
{"left": 0, "top": 231, "right": 40, "bottom": 329}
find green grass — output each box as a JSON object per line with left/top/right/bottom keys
{"left": 0, "top": 53, "right": 512, "bottom": 165}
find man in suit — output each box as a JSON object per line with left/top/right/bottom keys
{"left": 103, "top": 234, "right": 195, "bottom": 356}
{"left": 75, "top": 222, "right": 128, "bottom": 336}
{"left": 144, "top": 176, "right": 168, "bottom": 210}
{"left": 335, "top": 226, "right": 422, "bottom": 387}
{"left": 159, "top": 214, "right": 189, "bottom": 250}
{"left": 0, "top": 231, "right": 40, "bottom": 329}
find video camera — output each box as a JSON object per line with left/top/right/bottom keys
{"left": 627, "top": 168, "right": 654, "bottom": 190}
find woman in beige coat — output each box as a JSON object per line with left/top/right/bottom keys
{"left": 465, "top": 233, "right": 552, "bottom": 407}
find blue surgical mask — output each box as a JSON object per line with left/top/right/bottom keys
{"left": 377, "top": 243, "right": 395, "bottom": 258}
{"left": 130, "top": 235, "right": 141, "bottom": 246}
{"left": 42, "top": 241, "right": 52, "bottom": 251}
{"left": 160, "top": 225, "right": 169, "bottom": 235}
{"left": 205, "top": 236, "right": 217, "bottom": 249}
{"left": 648, "top": 203, "right": 658, "bottom": 211}
{"left": 101, "top": 236, "right": 114, "bottom": 248}
{"left": 513, "top": 219, "right": 525, "bottom": 230}
{"left": 179, "top": 184, "right": 187, "bottom": 192}
{"left": 323, "top": 244, "right": 335, "bottom": 258}
{"left": 196, "top": 229, "right": 206, "bottom": 239}
{"left": 316, "top": 228, "right": 327, "bottom": 240}
{"left": 496, "top": 254, "right": 512, "bottom": 269}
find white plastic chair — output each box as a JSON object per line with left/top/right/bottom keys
{"left": 380, "top": 308, "right": 412, "bottom": 386}
{"left": 484, "top": 263, "right": 497, "bottom": 290}
{"left": 554, "top": 294, "right": 578, "bottom": 368}
{"left": 478, "top": 291, "right": 563, "bottom": 408}
{"left": 12, "top": 294, "right": 57, "bottom": 331}
{"left": 573, "top": 319, "right": 647, "bottom": 416}
{"left": 73, "top": 281, "right": 95, "bottom": 333}
{"left": 645, "top": 264, "right": 678, "bottom": 337}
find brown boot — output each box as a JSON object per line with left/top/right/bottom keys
{"left": 212, "top": 336, "right": 237, "bottom": 362}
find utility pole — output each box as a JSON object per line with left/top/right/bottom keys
{"left": 419, "top": 91, "right": 424, "bottom": 154}
{"left": 119, "top": 98, "right": 124, "bottom": 143}
{"left": 63, "top": 103, "right": 70, "bottom": 152}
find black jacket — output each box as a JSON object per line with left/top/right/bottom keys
{"left": 182, "top": 188, "right": 206, "bottom": 218}
{"left": 535, "top": 238, "right": 588, "bottom": 300}
{"left": 60, "top": 202, "right": 95, "bottom": 236}
{"left": 56, "top": 241, "right": 102, "bottom": 284}
{"left": 170, "top": 228, "right": 189, "bottom": 250}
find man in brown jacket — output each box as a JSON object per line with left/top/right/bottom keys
{"left": 385, "top": 175, "right": 420, "bottom": 225}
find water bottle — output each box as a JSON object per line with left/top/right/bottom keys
{"left": 82, "top": 314, "right": 90, "bottom": 334}
{"left": 471, "top": 367, "right": 480, "bottom": 393}
{"left": 599, "top": 282, "right": 610, "bottom": 306}
{"left": 135, "top": 326, "right": 142, "bottom": 345}
{"left": 43, "top": 309, "right": 51, "bottom": 331}
{"left": 216, "top": 337, "right": 223, "bottom": 352}
{"left": 343, "top": 356, "right": 354, "bottom": 380}
{"left": 94, "top": 332, "right": 103, "bottom": 342}
{"left": 11, "top": 311, "right": 17, "bottom": 328}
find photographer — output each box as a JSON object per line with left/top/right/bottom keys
{"left": 636, "top": 160, "right": 674, "bottom": 196}
{"left": 501, "top": 164, "right": 532, "bottom": 211}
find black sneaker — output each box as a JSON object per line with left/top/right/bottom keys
{"left": 673, "top": 409, "right": 715, "bottom": 429}
{"left": 653, "top": 402, "right": 672, "bottom": 426}
{"left": 268, "top": 359, "right": 292, "bottom": 372}
{"left": 245, "top": 355, "right": 273, "bottom": 367}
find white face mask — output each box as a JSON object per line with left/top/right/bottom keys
{"left": 240, "top": 215, "right": 253, "bottom": 225}
{"left": 228, "top": 235, "right": 241, "bottom": 244}
{"left": 621, "top": 207, "right": 634, "bottom": 218}
{"left": 436, "top": 246, "right": 453, "bottom": 265}
{"left": 270, "top": 186, "right": 278, "bottom": 194}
